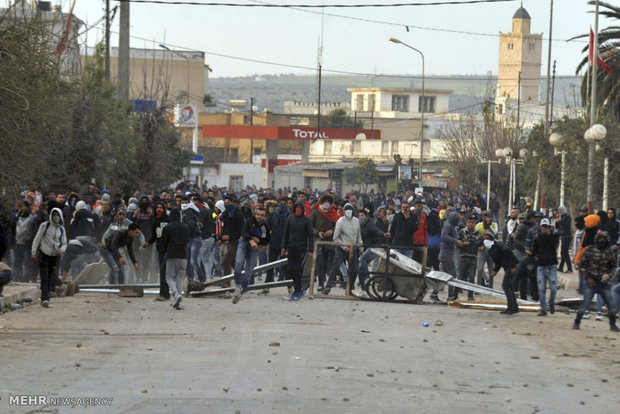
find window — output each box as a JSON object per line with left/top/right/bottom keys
{"left": 529, "top": 43, "right": 535, "bottom": 51}
{"left": 391, "top": 95, "right": 409, "bottom": 112}
{"left": 507, "top": 43, "right": 514, "bottom": 50}
{"left": 498, "top": 104, "right": 503, "bottom": 115}
{"left": 381, "top": 141, "right": 390, "bottom": 155}
{"left": 352, "top": 141, "right": 361, "bottom": 153}
{"left": 324, "top": 140, "right": 332, "bottom": 155}
{"left": 368, "top": 94, "right": 375, "bottom": 112}
{"left": 391, "top": 141, "right": 399, "bottom": 155}
{"left": 418, "top": 96, "right": 436, "bottom": 113}
{"left": 356, "top": 95, "right": 364, "bottom": 112}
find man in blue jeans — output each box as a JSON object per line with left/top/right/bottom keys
{"left": 532, "top": 218, "right": 559, "bottom": 316}
{"left": 573, "top": 232, "right": 619, "bottom": 332}
{"left": 232, "top": 208, "right": 270, "bottom": 304}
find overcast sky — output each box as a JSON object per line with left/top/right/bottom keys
{"left": 65, "top": 0, "right": 602, "bottom": 78}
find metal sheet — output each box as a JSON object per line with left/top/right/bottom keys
{"left": 447, "top": 279, "right": 536, "bottom": 304}
{"left": 190, "top": 280, "right": 293, "bottom": 297}
{"left": 369, "top": 248, "right": 424, "bottom": 274}
{"left": 80, "top": 284, "right": 159, "bottom": 289}
{"left": 78, "top": 289, "right": 160, "bottom": 295}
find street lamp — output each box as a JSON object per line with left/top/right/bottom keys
{"left": 389, "top": 37, "right": 425, "bottom": 190}
{"left": 585, "top": 124, "right": 607, "bottom": 210}
{"left": 498, "top": 147, "right": 527, "bottom": 209}
{"left": 485, "top": 155, "right": 501, "bottom": 211}
{"left": 159, "top": 44, "right": 190, "bottom": 103}
{"left": 549, "top": 132, "right": 566, "bottom": 207}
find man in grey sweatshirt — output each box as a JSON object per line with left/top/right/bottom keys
{"left": 323, "top": 203, "right": 363, "bottom": 294}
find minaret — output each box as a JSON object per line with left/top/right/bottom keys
{"left": 498, "top": 5, "right": 542, "bottom": 102}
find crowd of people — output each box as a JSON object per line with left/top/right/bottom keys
{"left": 0, "top": 183, "right": 618, "bottom": 331}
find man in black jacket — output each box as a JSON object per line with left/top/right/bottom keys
{"left": 484, "top": 234, "right": 520, "bottom": 315}
{"left": 102, "top": 223, "right": 141, "bottom": 284}
{"left": 556, "top": 206, "right": 572, "bottom": 273}
{"left": 389, "top": 201, "right": 418, "bottom": 258}
{"left": 532, "top": 218, "right": 559, "bottom": 316}
{"left": 159, "top": 208, "right": 189, "bottom": 309}
{"left": 266, "top": 198, "right": 289, "bottom": 284}
{"left": 232, "top": 208, "right": 270, "bottom": 304}
{"left": 148, "top": 201, "right": 170, "bottom": 301}
{"left": 282, "top": 201, "right": 314, "bottom": 301}
{"left": 358, "top": 209, "right": 389, "bottom": 291}
{"left": 513, "top": 212, "right": 537, "bottom": 300}
{"left": 196, "top": 198, "right": 216, "bottom": 280}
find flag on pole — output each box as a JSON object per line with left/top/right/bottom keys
{"left": 589, "top": 27, "right": 613, "bottom": 74}
{"left": 55, "top": 0, "right": 77, "bottom": 54}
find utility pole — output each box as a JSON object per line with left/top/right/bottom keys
{"left": 105, "top": 0, "right": 110, "bottom": 81}
{"left": 118, "top": 1, "right": 130, "bottom": 101}
{"left": 543, "top": 0, "right": 554, "bottom": 141}
{"left": 516, "top": 71, "right": 521, "bottom": 131}
{"left": 550, "top": 60, "right": 556, "bottom": 128}
{"left": 587, "top": 0, "right": 600, "bottom": 213}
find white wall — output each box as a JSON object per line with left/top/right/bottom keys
{"left": 186, "top": 163, "right": 265, "bottom": 189}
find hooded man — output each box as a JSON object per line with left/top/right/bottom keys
{"left": 574, "top": 213, "right": 601, "bottom": 295}
{"left": 31, "top": 208, "right": 67, "bottom": 307}
{"left": 323, "top": 203, "right": 363, "bottom": 295}
{"left": 438, "top": 211, "right": 460, "bottom": 303}
{"left": 159, "top": 208, "right": 189, "bottom": 309}
{"left": 148, "top": 201, "right": 170, "bottom": 301}
{"left": 217, "top": 199, "right": 245, "bottom": 276}
{"left": 475, "top": 211, "right": 499, "bottom": 288}
{"left": 68, "top": 200, "right": 97, "bottom": 240}
{"left": 604, "top": 208, "right": 620, "bottom": 248}
{"left": 232, "top": 208, "right": 270, "bottom": 304}
{"left": 282, "top": 200, "right": 314, "bottom": 300}
{"left": 133, "top": 195, "right": 155, "bottom": 279}
{"left": 556, "top": 206, "right": 573, "bottom": 273}
{"left": 573, "top": 232, "right": 619, "bottom": 332}
{"left": 182, "top": 197, "right": 204, "bottom": 283}
{"left": 265, "top": 197, "right": 290, "bottom": 285}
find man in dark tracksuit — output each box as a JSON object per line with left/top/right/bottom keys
{"left": 556, "top": 206, "right": 572, "bottom": 273}
{"left": 485, "top": 234, "right": 520, "bottom": 315}
{"left": 159, "top": 208, "right": 189, "bottom": 309}
{"left": 389, "top": 201, "right": 418, "bottom": 259}
{"left": 282, "top": 201, "right": 314, "bottom": 301}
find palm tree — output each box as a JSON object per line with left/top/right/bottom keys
{"left": 572, "top": 1, "right": 620, "bottom": 119}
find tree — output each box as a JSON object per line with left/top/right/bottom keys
{"left": 572, "top": 1, "right": 620, "bottom": 119}
{"left": 344, "top": 158, "right": 379, "bottom": 191}
{"left": 322, "top": 108, "right": 363, "bottom": 129}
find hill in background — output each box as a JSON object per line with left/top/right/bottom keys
{"left": 207, "top": 74, "right": 582, "bottom": 115}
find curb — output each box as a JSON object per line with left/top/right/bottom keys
{"left": 0, "top": 283, "right": 41, "bottom": 311}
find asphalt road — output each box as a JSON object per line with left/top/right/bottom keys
{"left": 1, "top": 289, "right": 618, "bottom": 413}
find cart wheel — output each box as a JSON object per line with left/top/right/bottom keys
{"left": 368, "top": 276, "right": 398, "bottom": 301}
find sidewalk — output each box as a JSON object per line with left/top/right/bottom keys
{"left": 557, "top": 269, "right": 579, "bottom": 292}
{"left": 0, "top": 282, "right": 40, "bottom": 312}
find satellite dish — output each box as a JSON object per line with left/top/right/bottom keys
{"left": 355, "top": 133, "right": 367, "bottom": 140}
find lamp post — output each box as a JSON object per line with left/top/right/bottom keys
{"left": 498, "top": 147, "right": 527, "bottom": 209}
{"left": 549, "top": 132, "right": 566, "bottom": 207}
{"left": 389, "top": 37, "right": 425, "bottom": 190}
{"left": 584, "top": 124, "right": 607, "bottom": 209}
{"left": 159, "top": 44, "right": 190, "bottom": 103}
{"left": 485, "top": 158, "right": 501, "bottom": 211}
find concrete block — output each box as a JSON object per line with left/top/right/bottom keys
{"left": 118, "top": 286, "right": 144, "bottom": 297}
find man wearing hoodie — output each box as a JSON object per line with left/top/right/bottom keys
{"left": 148, "top": 202, "right": 170, "bottom": 301}
{"left": 218, "top": 197, "right": 245, "bottom": 276}
{"left": 438, "top": 211, "right": 459, "bottom": 303}
{"left": 324, "top": 203, "right": 363, "bottom": 295}
{"left": 556, "top": 206, "right": 573, "bottom": 273}
{"left": 281, "top": 200, "right": 314, "bottom": 300}
{"left": 265, "top": 197, "right": 289, "bottom": 285}
{"left": 196, "top": 197, "right": 216, "bottom": 281}
{"left": 159, "top": 208, "right": 189, "bottom": 309}
{"left": 31, "top": 208, "right": 67, "bottom": 307}
{"left": 232, "top": 208, "right": 270, "bottom": 304}
{"left": 68, "top": 200, "right": 97, "bottom": 241}
{"left": 573, "top": 232, "right": 619, "bottom": 332}
{"left": 133, "top": 196, "right": 155, "bottom": 280}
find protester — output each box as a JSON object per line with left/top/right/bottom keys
{"left": 484, "top": 234, "right": 520, "bottom": 315}
{"left": 281, "top": 200, "right": 314, "bottom": 301}
{"left": 31, "top": 208, "right": 67, "bottom": 308}
{"left": 159, "top": 208, "right": 189, "bottom": 309}
{"left": 532, "top": 218, "right": 559, "bottom": 316}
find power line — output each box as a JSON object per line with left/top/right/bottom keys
{"left": 249, "top": 0, "right": 587, "bottom": 44}
{"left": 114, "top": 0, "right": 515, "bottom": 7}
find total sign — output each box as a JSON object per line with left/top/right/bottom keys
{"left": 175, "top": 104, "right": 198, "bottom": 128}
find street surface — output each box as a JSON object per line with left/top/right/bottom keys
{"left": 1, "top": 288, "right": 619, "bottom": 413}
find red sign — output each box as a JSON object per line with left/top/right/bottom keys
{"left": 203, "top": 125, "right": 380, "bottom": 140}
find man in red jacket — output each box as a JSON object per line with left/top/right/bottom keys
{"left": 412, "top": 198, "right": 428, "bottom": 265}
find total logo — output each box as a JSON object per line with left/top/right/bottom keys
{"left": 292, "top": 129, "right": 329, "bottom": 139}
